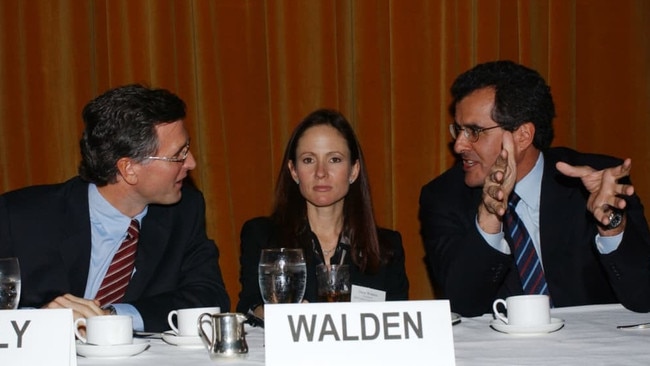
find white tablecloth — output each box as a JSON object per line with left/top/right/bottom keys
{"left": 454, "top": 304, "right": 650, "bottom": 365}
{"left": 77, "top": 325, "right": 265, "bottom": 366}
{"left": 77, "top": 304, "right": 650, "bottom": 365}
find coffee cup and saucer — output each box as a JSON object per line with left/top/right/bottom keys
{"left": 74, "top": 315, "right": 149, "bottom": 358}
{"left": 490, "top": 294, "right": 564, "bottom": 335}
{"left": 162, "top": 306, "right": 220, "bottom": 348}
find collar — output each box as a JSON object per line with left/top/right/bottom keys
{"left": 513, "top": 152, "right": 544, "bottom": 210}
{"left": 88, "top": 183, "right": 148, "bottom": 236}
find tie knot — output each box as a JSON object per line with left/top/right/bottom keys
{"left": 127, "top": 219, "right": 140, "bottom": 238}
{"left": 508, "top": 192, "right": 521, "bottom": 208}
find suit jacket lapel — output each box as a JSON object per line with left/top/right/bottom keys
{"left": 539, "top": 150, "right": 578, "bottom": 268}
{"left": 125, "top": 206, "right": 172, "bottom": 299}
{"left": 59, "top": 178, "right": 92, "bottom": 297}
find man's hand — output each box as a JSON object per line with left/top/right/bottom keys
{"left": 556, "top": 158, "right": 634, "bottom": 234}
{"left": 42, "top": 293, "right": 108, "bottom": 321}
{"left": 478, "top": 132, "right": 517, "bottom": 233}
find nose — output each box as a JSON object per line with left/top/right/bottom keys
{"left": 183, "top": 151, "right": 197, "bottom": 170}
{"left": 453, "top": 133, "right": 471, "bottom": 155}
{"left": 315, "top": 161, "right": 327, "bottom": 179}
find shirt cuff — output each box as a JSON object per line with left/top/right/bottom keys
{"left": 112, "top": 303, "right": 145, "bottom": 331}
{"left": 475, "top": 216, "right": 511, "bottom": 254}
{"left": 595, "top": 231, "right": 624, "bottom": 254}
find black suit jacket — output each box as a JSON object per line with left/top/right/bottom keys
{"left": 419, "top": 147, "right": 650, "bottom": 316}
{"left": 236, "top": 216, "right": 409, "bottom": 313}
{"left": 0, "top": 177, "right": 230, "bottom": 331}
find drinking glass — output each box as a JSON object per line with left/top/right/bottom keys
{"left": 316, "top": 264, "right": 351, "bottom": 302}
{"left": 0, "top": 257, "right": 21, "bottom": 310}
{"left": 258, "top": 248, "right": 306, "bottom": 304}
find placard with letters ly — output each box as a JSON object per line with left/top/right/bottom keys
{"left": 0, "top": 308, "right": 76, "bottom": 366}
{"left": 265, "top": 300, "right": 455, "bottom": 366}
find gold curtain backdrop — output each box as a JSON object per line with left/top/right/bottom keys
{"left": 1, "top": 0, "right": 649, "bottom": 305}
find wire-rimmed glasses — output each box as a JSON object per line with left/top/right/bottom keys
{"left": 449, "top": 123, "right": 503, "bottom": 143}
{"left": 146, "top": 142, "right": 191, "bottom": 163}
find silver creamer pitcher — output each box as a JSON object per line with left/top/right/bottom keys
{"left": 198, "top": 312, "right": 249, "bottom": 359}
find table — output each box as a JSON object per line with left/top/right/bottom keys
{"left": 77, "top": 304, "right": 650, "bottom": 365}
{"left": 454, "top": 304, "right": 650, "bottom": 365}
{"left": 77, "top": 325, "right": 265, "bottom": 366}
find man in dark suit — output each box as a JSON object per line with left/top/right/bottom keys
{"left": 0, "top": 84, "right": 230, "bottom": 332}
{"left": 419, "top": 60, "right": 650, "bottom": 317}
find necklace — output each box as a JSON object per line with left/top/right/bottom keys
{"left": 322, "top": 246, "right": 337, "bottom": 256}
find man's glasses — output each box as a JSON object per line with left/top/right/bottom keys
{"left": 146, "top": 142, "right": 190, "bottom": 163}
{"left": 449, "top": 123, "right": 502, "bottom": 143}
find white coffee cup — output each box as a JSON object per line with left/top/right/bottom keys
{"left": 492, "top": 294, "right": 550, "bottom": 326}
{"left": 168, "top": 306, "right": 221, "bottom": 337}
{"left": 74, "top": 315, "right": 133, "bottom": 346}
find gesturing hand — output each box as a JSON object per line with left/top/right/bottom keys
{"left": 478, "top": 132, "right": 517, "bottom": 232}
{"left": 556, "top": 158, "right": 634, "bottom": 228}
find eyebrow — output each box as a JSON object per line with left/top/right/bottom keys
{"left": 455, "top": 122, "right": 484, "bottom": 129}
{"left": 298, "top": 150, "right": 346, "bottom": 156}
{"left": 170, "top": 140, "right": 190, "bottom": 157}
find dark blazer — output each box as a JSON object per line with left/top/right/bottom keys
{"left": 236, "top": 216, "right": 409, "bottom": 313}
{"left": 419, "top": 147, "right": 650, "bottom": 317}
{"left": 0, "top": 176, "right": 230, "bottom": 332}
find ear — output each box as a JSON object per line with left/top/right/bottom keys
{"left": 117, "top": 157, "right": 138, "bottom": 185}
{"left": 349, "top": 159, "right": 360, "bottom": 184}
{"left": 513, "top": 122, "right": 535, "bottom": 152}
{"left": 288, "top": 160, "right": 299, "bottom": 183}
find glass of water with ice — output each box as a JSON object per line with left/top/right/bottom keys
{"left": 258, "top": 248, "right": 306, "bottom": 304}
{"left": 0, "top": 257, "right": 21, "bottom": 310}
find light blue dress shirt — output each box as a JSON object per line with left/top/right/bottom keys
{"left": 477, "top": 152, "right": 623, "bottom": 267}
{"left": 84, "top": 184, "right": 147, "bottom": 331}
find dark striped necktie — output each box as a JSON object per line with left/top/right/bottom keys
{"left": 504, "top": 193, "right": 550, "bottom": 297}
{"left": 95, "top": 219, "right": 140, "bottom": 306}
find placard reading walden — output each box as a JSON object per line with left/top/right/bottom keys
{"left": 0, "top": 308, "right": 76, "bottom": 366}
{"left": 265, "top": 300, "right": 455, "bottom": 366}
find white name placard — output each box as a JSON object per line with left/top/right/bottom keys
{"left": 265, "top": 300, "right": 455, "bottom": 366}
{"left": 0, "top": 309, "right": 76, "bottom": 366}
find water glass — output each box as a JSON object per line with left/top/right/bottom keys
{"left": 0, "top": 257, "right": 21, "bottom": 310}
{"left": 258, "top": 248, "right": 306, "bottom": 304}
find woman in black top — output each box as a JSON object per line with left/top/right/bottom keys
{"left": 237, "top": 109, "right": 409, "bottom": 316}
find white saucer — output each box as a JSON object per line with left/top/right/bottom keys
{"left": 162, "top": 331, "right": 204, "bottom": 348}
{"left": 76, "top": 338, "right": 149, "bottom": 358}
{"left": 451, "top": 312, "right": 461, "bottom": 325}
{"left": 490, "top": 318, "right": 565, "bottom": 335}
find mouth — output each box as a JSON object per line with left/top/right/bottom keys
{"left": 313, "top": 185, "right": 332, "bottom": 192}
{"left": 461, "top": 159, "right": 478, "bottom": 170}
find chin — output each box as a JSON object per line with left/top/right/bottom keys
{"left": 464, "top": 175, "right": 486, "bottom": 188}
{"left": 308, "top": 197, "right": 340, "bottom": 208}
{"left": 159, "top": 193, "right": 183, "bottom": 205}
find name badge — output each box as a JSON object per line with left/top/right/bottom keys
{"left": 0, "top": 309, "right": 76, "bottom": 366}
{"left": 350, "top": 284, "right": 386, "bottom": 302}
{"left": 265, "top": 300, "right": 455, "bottom": 366}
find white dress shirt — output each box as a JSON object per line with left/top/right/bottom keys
{"left": 85, "top": 183, "right": 147, "bottom": 331}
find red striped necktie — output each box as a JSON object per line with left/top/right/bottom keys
{"left": 504, "top": 193, "right": 550, "bottom": 298}
{"left": 95, "top": 219, "right": 140, "bottom": 306}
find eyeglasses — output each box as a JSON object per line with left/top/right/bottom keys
{"left": 449, "top": 123, "right": 502, "bottom": 143}
{"left": 146, "top": 142, "right": 190, "bottom": 163}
